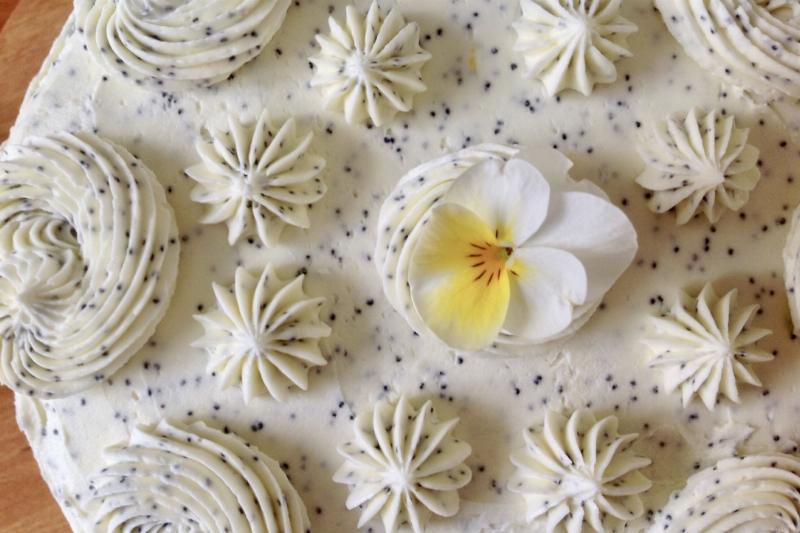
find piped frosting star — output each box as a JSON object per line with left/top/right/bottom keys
{"left": 186, "top": 111, "right": 327, "bottom": 246}
{"left": 310, "top": 1, "right": 432, "bottom": 126}
{"left": 513, "top": 0, "right": 637, "bottom": 96}
{"left": 333, "top": 396, "right": 472, "bottom": 533}
{"left": 636, "top": 108, "right": 761, "bottom": 225}
{"left": 643, "top": 283, "right": 773, "bottom": 410}
{"left": 193, "top": 264, "right": 331, "bottom": 402}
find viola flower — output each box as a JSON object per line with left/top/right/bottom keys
{"left": 407, "top": 157, "right": 637, "bottom": 351}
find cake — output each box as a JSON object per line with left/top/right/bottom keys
{"left": 2, "top": 0, "right": 800, "bottom": 531}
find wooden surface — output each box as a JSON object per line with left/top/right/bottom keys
{"left": 0, "top": 1, "right": 74, "bottom": 531}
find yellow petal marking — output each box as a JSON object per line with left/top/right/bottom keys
{"left": 410, "top": 203, "right": 513, "bottom": 350}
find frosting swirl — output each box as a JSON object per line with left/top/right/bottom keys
{"left": 0, "top": 132, "right": 179, "bottom": 398}
{"left": 186, "top": 111, "right": 327, "bottom": 246}
{"left": 333, "top": 396, "right": 472, "bottom": 533}
{"left": 310, "top": 1, "right": 432, "bottom": 126}
{"left": 644, "top": 283, "right": 772, "bottom": 411}
{"left": 513, "top": 0, "right": 637, "bottom": 96}
{"left": 509, "top": 409, "right": 652, "bottom": 533}
{"left": 77, "top": 0, "right": 291, "bottom": 89}
{"left": 193, "top": 264, "right": 330, "bottom": 402}
{"left": 655, "top": 0, "right": 800, "bottom": 100}
{"left": 651, "top": 453, "right": 800, "bottom": 532}
{"left": 636, "top": 108, "right": 761, "bottom": 225}
{"left": 86, "top": 419, "right": 310, "bottom": 532}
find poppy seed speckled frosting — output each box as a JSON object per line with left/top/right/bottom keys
{"left": 5, "top": 0, "right": 800, "bottom": 531}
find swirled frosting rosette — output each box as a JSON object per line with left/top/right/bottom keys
{"left": 514, "top": 0, "right": 638, "bottom": 96}
{"left": 86, "top": 419, "right": 310, "bottom": 532}
{"left": 186, "top": 111, "right": 327, "bottom": 247}
{"left": 375, "top": 144, "right": 637, "bottom": 353}
{"left": 77, "top": 0, "right": 291, "bottom": 89}
{"left": 655, "top": 0, "right": 800, "bottom": 101}
{"left": 0, "top": 132, "right": 179, "bottom": 398}
{"left": 193, "top": 264, "right": 330, "bottom": 402}
{"left": 310, "top": 1, "right": 432, "bottom": 126}
{"left": 650, "top": 453, "right": 800, "bottom": 532}
{"left": 334, "top": 396, "right": 472, "bottom": 533}
{"left": 509, "top": 410, "right": 652, "bottom": 533}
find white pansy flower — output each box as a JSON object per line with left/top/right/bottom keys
{"left": 644, "top": 283, "right": 773, "bottom": 411}
{"left": 405, "top": 153, "right": 637, "bottom": 352}
{"left": 310, "top": 1, "right": 432, "bottom": 126}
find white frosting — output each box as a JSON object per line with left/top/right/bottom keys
{"left": 376, "top": 144, "right": 637, "bottom": 353}
{"left": 508, "top": 409, "right": 652, "bottom": 533}
{"left": 651, "top": 453, "right": 800, "bottom": 532}
{"left": 193, "top": 264, "right": 330, "bottom": 402}
{"left": 655, "top": 0, "right": 800, "bottom": 100}
{"left": 310, "top": 2, "right": 432, "bottom": 126}
{"left": 644, "top": 283, "right": 773, "bottom": 411}
{"left": 0, "top": 132, "right": 179, "bottom": 398}
{"left": 76, "top": 0, "right": 291, "bottom": 89}
{"left": 636, "top": 108, "right": 761, "bottom": 224}
{"left": 783, "top": 204, "right": 800, "bottom": 334}
{"left": 513, "top": 0, "right": 637, "bottom": 96}
{"left": 186, "top": 111, "right": 327, "bottom": 246}
{"left": 333, "top": 396, "right": 472, "bottom": 533}
{"left": 86, "top": 419, "right": 310, "bottom": 532}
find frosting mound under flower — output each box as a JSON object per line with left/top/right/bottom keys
{"left": 376, "top": 144, "right": 637, "bottom": 353}
{"left": 186, "top": 111, "right": 327, "bottom": 246}
{"left": 509, "top": 409, "right": 652, "bottom": 533}
{"left": 310, "top": 1, "right": 432, "bottom": 126}
{"left": 644, "top": 283, "right": 773, "bottom": 411}
{"left": 86, "top": 419, "right": 310, "bottom": 532}
{"left": 0, "top": 132, "right": 179, "bottom": 398}
{"left": 76, "top": 0, "right": 291, "bottom": 89}
{"left": 636, "top": 108, "right": 761, "bottom": 225}
{"left": 513, "top": 0, "right": 637, "bottom": 96}
{"left": 333, "top": 396, "right": 472, "bottom": 533}
{"left": 651, "top": 453, "right": 800, "bottom": 532}
{"left": 655, "top": 0, "right": 800, "bottom": 101}
{"left": 193, "top": 264, "right": 330, "bottom": 402}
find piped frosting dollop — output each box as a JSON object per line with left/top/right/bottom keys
{"left": 86, "top": 419, "right": 310, "bottom": 532}
{"left": 193, "top": 264, "right": 330, "bottom": 402}
{"left": 0, "top": 132, "right": 179, "bottom": 398}
{"left": 636, "top": 108, "right": 761, "bottom": 225}
{"left": 333, "top": 396, "right": 472, "bottom": 533}
{"left": 77, "top": 0, "right": 291, "bottom": 89}
{"left": 310, "top": 1, "right": 432, "bottom": 126}
{"left": 508, "top": 409, "right": 652, "bottom": 533}
{"left": 186, "top": 111, "right": 327, "bottom": 246}
{"left": 643, "top": 283, "right": 772, "bottom": 410}
{"left": 513, "top": 0, "right": 637, "bottom": 96}
{"left": 651, "top": 453, "right": 800, "bottom": 532}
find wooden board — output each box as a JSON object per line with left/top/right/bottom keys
{"left": 0, "top": 1, "right": 74, "bottom": 530}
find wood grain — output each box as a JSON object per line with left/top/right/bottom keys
{"left": 0, "top": 1, "right": 74, "bottom": 531}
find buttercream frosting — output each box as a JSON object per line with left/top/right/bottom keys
{"left": 644, "top": 283, "right": 773, "bottom": 410}
{"left": 186, "top": 111, "right": 327, "bottom": 246}
{"left": 310, "top": 1, "right": 432, "bottom": 127}
{"left": 333, "top": 396, "right": 472, "bottom": 533}
{"left": 193, "top": 264, "right": 330, "bottom": 402}
{"left": 783, "top": 205, "right": 800, "bottom": 334}
{"left": 508, "top": 409, "right": 652, "bottom": 533}
{"left": 513, "top": 0, "right": 637, "bottom": 96}
{"left": 651, "top": 453, "right": 800, "bottom": 532}
{"left": 636, "top": 108, "right": 761, "bottom": 224}
{"left": 86, "top": 419, "right": 310, "bottom": 532}
{"left": 76, "top": 0, "right": 291, "bottom": 89}
{"left": 0, "top": 132, "right": 179, "bottom": 398}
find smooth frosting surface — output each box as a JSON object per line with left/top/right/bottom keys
{"left": 194, "top": 264, "right": 330, "bottom": 402}
{"left": 509, "top": 409, "right": 652, "bottom": 532}
{"left": 0, "top": 132, "right": 179, "bottom": 398}
{"left": 76, "top": 0, "right": 291, "bottom": 89}
{"left": 86, "top": 418, "right": 310, "bottom": 532}
{"left": 334, "top": 396, "right": 472, "bottom": 533}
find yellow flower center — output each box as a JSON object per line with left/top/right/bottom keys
{"left": 468, "top": 242, "right": 514, "bottom": 285}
